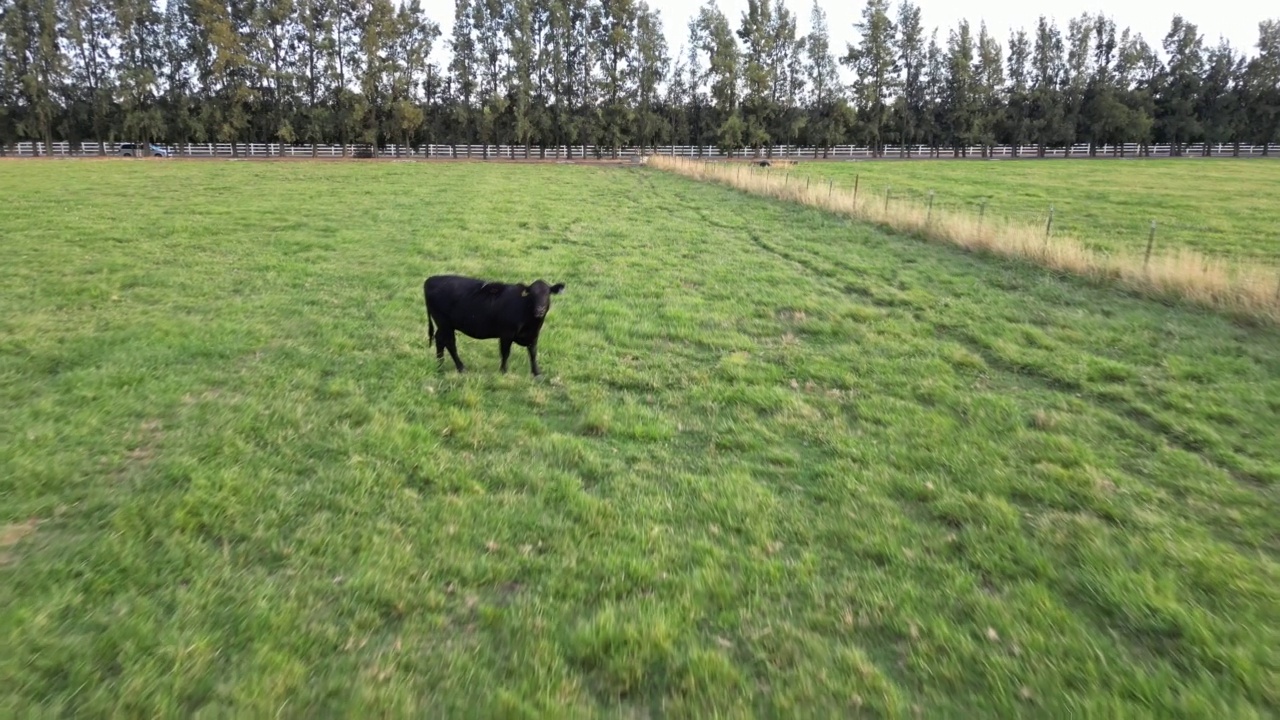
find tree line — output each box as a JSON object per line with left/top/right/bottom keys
{"left": 2, "top": 0, "right": 1278, "bottom": 157}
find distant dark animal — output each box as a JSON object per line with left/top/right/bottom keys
{"left": 757, "top": 160, "right": 771, "bottom": 167}
{"left": 423, "top": 275, "right": 566, "bottom": 376}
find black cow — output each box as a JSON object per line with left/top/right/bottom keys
{"left": 423, "top": 275, "right": 566, "bottom": 376}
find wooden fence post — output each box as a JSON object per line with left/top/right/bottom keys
{"left": 927, "top": 191, "right": 935, "bottom": 224}
{"left": 885, "top": 186, "right": 892, "bottom": 213}
{"left": 1143, "top": 221, "right": 1157, "bottom": 271}
{"left": 1044, "top": 205, "right": 1055, "bottom": 242}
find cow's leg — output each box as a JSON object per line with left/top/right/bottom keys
{"left": 499, "top": 337, "right": 513, "bottom": 373}
{"left": 526, "top": 342, "right": 540, "bottom": 376}
{"left": 442, "top": 328, "right": 465, "bottom": 372}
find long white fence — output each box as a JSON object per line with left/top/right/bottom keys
{"left": 6, "top": 140, "right": 1279, "bottom": 159}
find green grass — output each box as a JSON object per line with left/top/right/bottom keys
{"left": 2, "top": 159, "right": 1278, "bottom": 717}
{"left": 777, "top": 158, "right": 1280, "bottom": 264}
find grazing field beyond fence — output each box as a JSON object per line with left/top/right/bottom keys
{"left": 650, "top": 156, "right": 1280, "bottom": 326}
{"left": 2, "top": 161, "right": 1278, "bottom": 716}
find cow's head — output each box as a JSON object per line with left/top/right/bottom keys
{"left": 522, "top": 280, "right": 565, "bottom": 319}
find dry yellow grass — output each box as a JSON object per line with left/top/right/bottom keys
{"left": 650, "top": 155, "right": 1280, "bottom": 326}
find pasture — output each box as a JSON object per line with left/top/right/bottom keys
{"left": 2, "top": 159, "right": 1278, "bottom": 716}
{"left": 773, "top": 157, "right": 1280, "bottom": 263}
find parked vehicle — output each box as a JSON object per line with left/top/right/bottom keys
{"left": 119, "top": 143, "right": 169, "bottom": 158}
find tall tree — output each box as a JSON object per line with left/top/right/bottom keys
{"left": 1029, "top": 16, "right": 1067, "bottom": 155}
{"left": 632, "top": 2, "right": 668, "bottom": 152}
{"left": 1079, "top": 14, "right": 1125, "bottom": 154}
{"left": 1241, "top": 20, "right": 1280, "bottom": 152}
{"left": 388, "top": 0, "right": 437, "bottom": 151}
{"left": 736, "top": 0, "right": 774, "bottom": 153}
{"left": 472, "top": 0, "right": 505, "bottom": 155}
{"left": 597, "top": 0, "right": 637, "bottom": 156}
{"left": 0, "top": 0, "right": 15, "bottom": 147}
{"left": 1003, "top": 28, "right": 1032, "bottom": 154}
{"left": 844, "top": 0, "right": 894, "bottom": 154}
{"left": 768, "top": 0, "right": 804, "bottom": 151}
{"left": 2, "top": 0, "right": 64, "bottom": 152}
{"left": 504, "top": 0, "right": 534, "bottom": 155}
{"left": 663, "top": 45, "right": 691, "bottom": 146}
{"left": 447, "top": 0, "right": 477, "bottom": 153}
{"left": 973, "top": 22, "right": 1003, "bottom": 154}
{"left": 115, "top": 0, "right": 163, "bottom": 149}
{"left": 294, "top": 0, "right": 334, "bottom": 152}
{"left": 921, "top": 30, "right": 944, "bottom": 154}
{"left": 942, "top": 19, "right": 976, "bottom": 154}
{"left": 252, "top": 0, "right": 300, "bottom": 149}
{"left": 692, "top": 0, "right": 741, "bottom": 155}
{"left": 1062, "top": 13, "right": 1092, "bottom": 146}
{"left": 1115, "top": 28, "right": 1159, "bottom": 154}
{"left": 191, "top": 0, "right": 256, "bottom": 156}
{"left": 1198, "top": 37, "right": 1244, "bottom": 153}
{"left": 61, "top": 0, "right": 116, "bottom": 148}
{"left": 891, "top": 0, "right": 925, "bottom": 155}
{"left": 560, "top": 0, "right": 600, "bottom": 156}
{"left": 803, "top": 0, "right": 847, "bottom": 156}
{"left": 1156, "top": 15, "right": 1204, "bottom": 153}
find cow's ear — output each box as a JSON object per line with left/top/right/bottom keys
{"left": 550, "top": 283, "right": 565, "bottom": 294}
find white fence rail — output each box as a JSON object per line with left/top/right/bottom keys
{"left": 6, "top": 140, "right": 1279, "bottom": 159}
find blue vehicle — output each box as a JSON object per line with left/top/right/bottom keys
{"left": 118, "top": 143, "right": 169, "bottom": 157}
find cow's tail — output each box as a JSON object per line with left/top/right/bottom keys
{"left": 423, "top": 280, "right": 434, "bottom": 344}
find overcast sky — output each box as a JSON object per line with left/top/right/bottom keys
{"left": 419, "top": 0, "right": 1273, "bottom": 80}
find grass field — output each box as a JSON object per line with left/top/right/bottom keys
{"left": 2, "top": 159, "right": 1279, "bottom": 716}
{"left": 770, "top": 158, "right": 1280, "bottom": 264}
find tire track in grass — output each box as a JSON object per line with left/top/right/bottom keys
{"left": 738, "top": 223, "right": 1280, "bottom": 703}
{"left": 634, "top": 177, "right": 935, "bottom": 700}
{"left": 737, "top": 213, "right": 1280, "bottom": 576}
{"left": 640, "top": 168, "right": 1280, "bottom": 711}
{"left": 742, "top": 219, "right": 1275, "bottom": 496}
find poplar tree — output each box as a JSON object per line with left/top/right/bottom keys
{"left": 737, "top": 0, "right": 773, "bottom": 153}
{"left": 844, "top": 0, "right": 894, "bottom": 154}
{"left": 1003, "top": 29, "right": 1032, "bottom": 154}
{"left": 973, "top": 22, "right": 1003, "bottom": 155}
{"left": 692, "top": 0, "right": 741, "bottom": 156}
{"left": 768, "top": 0, "right": 804, "bottom": 151}
{"left": 597, "top": 0, "right": 637, "bottom": 156}
{"left": 803, "top": 0, "right": 847, "bottom": 156}
{"left": 1030, "top": 16, "right": 1066, "bottom": 155}
{"left": 1157, "top": 15, "right": 1204, "bottom": 154}
{"left": 448, "top": 0, "right": 476, "bottom": 153}
{"left": 1241, "top": 20, "right": 1279, "bottom": 153}
{"left": 62, "top": 0, "right": 115, "bottom": 149}
{"left": 942, "top": 19, "right": 976, "bottom": 154}
{"left": 633, "top": 2, "right": 668, "bottom": 152}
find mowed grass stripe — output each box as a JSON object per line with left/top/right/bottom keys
{"left": 1, "top": 160, "right": 1278, "bottom": 716}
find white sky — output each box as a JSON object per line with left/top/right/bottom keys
{"left": 420, "top": 0, "right": 1273, "bottom": 81}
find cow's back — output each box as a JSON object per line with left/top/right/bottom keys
{"left": 425, "top": 275, "right": 521, "bottom": 339}
{"left": 425, "top": 275, "right": 485, "bottom": 311}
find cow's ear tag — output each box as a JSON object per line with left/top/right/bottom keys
{"left": 521, "top": 288, "right": 529, "bottom": 297}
